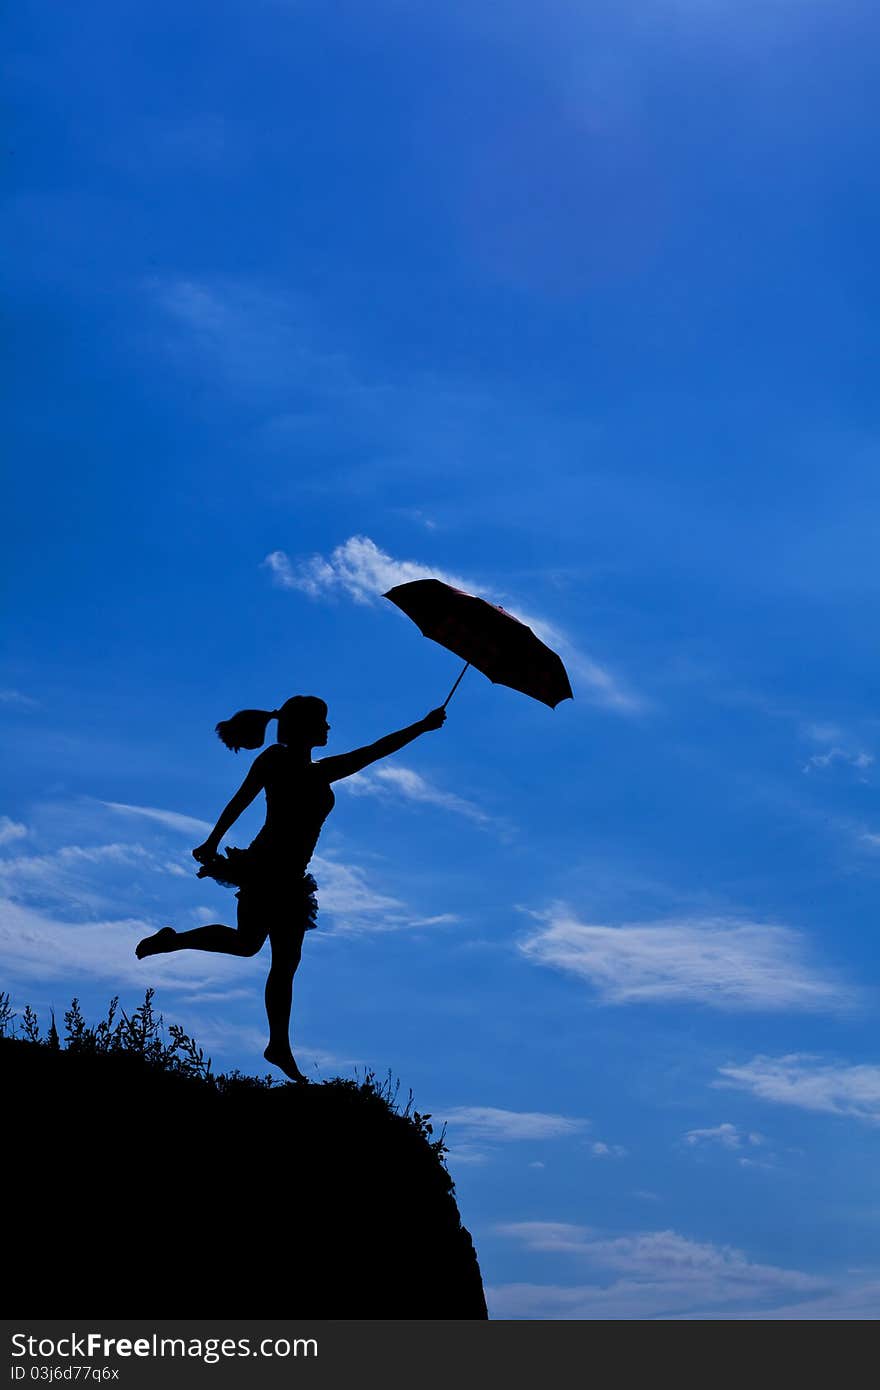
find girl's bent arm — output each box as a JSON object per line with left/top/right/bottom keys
{"left": 319, "top": 708, "right": 446, "bottom": 782}
{"left": 193, "top": 761, "right": 266, "bottom": 859}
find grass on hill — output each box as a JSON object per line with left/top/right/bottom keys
{"left": 0, "top": 986, "right": 448, "bottom": 1165}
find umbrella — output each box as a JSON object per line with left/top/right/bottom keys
{"left": 383, "top": 578, "right": 574, "bottom": 709}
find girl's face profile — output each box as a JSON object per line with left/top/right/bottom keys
{"left": 309, "top": 705, "right": 330, "bottom": 746}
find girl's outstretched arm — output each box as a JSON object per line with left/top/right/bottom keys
{"left": 192, "top": 758, "right": 267, "bottom": 861}
{"left": 319, "top": 708, "right": 446, "bottom": 783}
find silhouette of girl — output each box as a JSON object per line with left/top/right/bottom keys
{"left": 135, "top": 695, "right": 446, "bottom": 1081}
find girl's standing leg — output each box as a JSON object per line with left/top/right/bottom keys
{"left": 263, "top": 925, "right": 307, "bottom": 1082}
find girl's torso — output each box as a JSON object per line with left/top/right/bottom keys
{"left": 249, "top": 744, "right": 335, "bottom": 870}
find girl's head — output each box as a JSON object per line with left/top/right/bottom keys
{"left": 215, "top": 696, "right": 329, "bottom": 753}
{"left": 276, "top": 696, "right": 329, "bottom": 748}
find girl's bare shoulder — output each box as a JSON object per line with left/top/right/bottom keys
{"left": 252, "top": 742, "right": 287, "bottom": 773}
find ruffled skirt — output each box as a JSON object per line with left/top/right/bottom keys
{"left": 196, "top": 846, "right": 319, "bottom": 930}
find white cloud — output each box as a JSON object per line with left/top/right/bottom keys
{"left": 590, "top": 1141, "right": 627, "bottom": 1159}
{"left": 441, "top": 1105, "right": 587, "bottom": 1168}
{"left": 399, "top": 913, "right": 460, "bottom": 928}
{"left": 264, "top": 535, "right": 642, "bottom": 713}
{"left": 716, "top": 1055, "right": 880, "bottom": 1125}
{"left": 490, "top": 1224, "right": 827, "bottom": 1320}
{"left": 0, "top": 841, "right": 191, "bottom": 913}
{"left": 804, "top": 747, "right": 873, "bottom": 774}
{"left": 0, "top": 895, "right": 252, "bottom": 992}
{"left": 263, "top": 536, "right": 473, "bottom": 606}
{"left": 344, "top": 764, "right": 491, "bottom": 825}
{"left": 684, "top": 1122, "right": 764, "bottom": 1150}
{"left": 712, "top": 1282, "right": 880, "bottom": 1321}
{"left": 443, "top": 1143, "right": 493, "bottom": 1166}
{"left": 101, "top": 801, "right": 212, "bottom": 837}
{"left": 442, "top": 1106, "right": 588, "bottom": 1142}
{"left": 310, "top": 853, "right": 453, "bottom": 934}
{"left": 519, "top": 906, "right": 847, "bottom": 1012}
{"left": 0, "top": 817, "right": 28, "bottom": 846}
{"left": 310, "top": 854, "right": 402, "bottom": 920}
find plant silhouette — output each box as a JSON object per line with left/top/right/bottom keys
{"left": 135, "top": 695, "right": 446, "bottom": 1080}
{"left": 0, "top": 986, "right": 211, "bottom": 1078}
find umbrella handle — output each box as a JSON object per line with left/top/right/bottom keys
{"left": 441, "top": 662, "right": 470, "bottom": 709}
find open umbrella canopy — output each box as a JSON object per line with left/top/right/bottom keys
{"left": 384, "top": 578, "right": 574, "bottom": 709}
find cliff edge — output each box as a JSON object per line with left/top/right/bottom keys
{"left": 2, "top": 996, "right": 487, "bottom": 1319}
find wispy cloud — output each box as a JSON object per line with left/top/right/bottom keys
{"left": 803, "top": 747, "right": 873, "bottom": 775}
{"left": 0, "top": 896, "right": 251, "bottom": 992}
{"left": 490, "top": 1224, "right": 826, "bottom": 1320}
{"left": 443, "top": 1106, "right": 588, "bottom": 1142}
{"left": 0, "top": 689, "right": 38, "bottom": 708}
{"left": 344, "top": 764, "right": 492, "bottom": 826}
{"left": 101, "top": 801, "right": 213, "bottom": 837}
{"left": 589, "top": 1141, "right": 627, "bottom": 1159}
{"left": 708, "top": 1282, "right": 880, "bottom": 1322}
{"left": 310, "top": 853, "right": 402, "bottom": 923}
{"left": 310, "top": 853, "right": 455, "bottom": 934}
{"left": 149, "top": 277, "right": 363, "bottom": 405}
{"left": 716, "top": 1055, "right": 880, "bottom": 1125}
{"left": 684, "top": 1123, "right": 765, "bottom": 1151}
{"left": 0, "top": 817, "right": 28, "bottom": 846}
{"left": 519, "top": 906, "right": 848, "bottom": 1012}
{"left": 150, "top": 276, "right": 527, "bottom": 474}
{"left": 264, "top": 535, "right": 643, "bottom": 713}
{"left": 0, "top": 842, "right": 190, "bottom": 912}
{"left": 441, "top": 1104, "right": 588, "bottom": 1166}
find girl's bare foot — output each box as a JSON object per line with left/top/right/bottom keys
{"left": 136, "top": 926, "right": 177, "bottom": 960}
{"left": 264, "top": 1045, "right": 308, "bottom": 1083}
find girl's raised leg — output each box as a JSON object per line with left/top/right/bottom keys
{"left": 136, "top": 902, "right": 268, "bottom": 960}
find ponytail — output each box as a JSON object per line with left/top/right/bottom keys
{"left": 215, "top": 708, "right": 278, "bottom": 753}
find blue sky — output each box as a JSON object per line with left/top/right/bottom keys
{"left": 5, "top": 0, "right": 880, "bottom": 1318}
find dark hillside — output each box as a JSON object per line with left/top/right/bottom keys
{"left": 2, "top": 995, "right": 487, "bottom": 1319}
